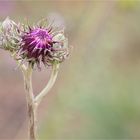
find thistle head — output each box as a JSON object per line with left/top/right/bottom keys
{"left": 0, "top": 18, "right": 69, "bottom": 68}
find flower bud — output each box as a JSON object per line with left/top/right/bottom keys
{"left": 0, "top": 18, "right": 20, "bottom": 52}
{"left": 2, "top": 17, "right": 16, "bottom": 32}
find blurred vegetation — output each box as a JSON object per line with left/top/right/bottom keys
{"left": 0, "top": 0, "right": 140, "bottom": 139}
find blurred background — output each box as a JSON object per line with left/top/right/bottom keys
{"left": 0, "top": 0, "right": 140, "bottom": 139}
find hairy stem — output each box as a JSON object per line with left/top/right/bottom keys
{"left": 23, "top": 64, "right": 37, "bottom": 140}
{"left": 35, "top": 63, "right": 60, "bottom": 106}
{"left": 27, "top": 102, "right": 37, "bottom": 140}
{"left": 20, "top": 62, "right": 60, "bottom": 140}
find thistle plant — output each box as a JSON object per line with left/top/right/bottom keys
{"left": 0, "top": 17, "right": 69, "bottom": 140}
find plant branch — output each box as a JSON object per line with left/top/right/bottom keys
{"left": 19, "top": 61, "right": 60, "bottom": 140}
{"left": 35, "top": 63, "right": 60, "bottom": 106}
{"left": 24, "top": 64, "right": 34, "bottom": 103}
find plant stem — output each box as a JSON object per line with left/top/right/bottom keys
{"left": 21, "top": 63, "right": 60, "bottom": 140}
{"left": 27, "top": 102, "right": 37, "bottom": 140}
{"left": 23, "top": 64, "right": 37, "bottom": 140}
{"left": 35, "top": 63, "right": 60, "bottom": 106}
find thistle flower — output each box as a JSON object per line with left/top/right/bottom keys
{"left": 0, "top": 17, "right": 70, "bottom": 140}
{"left": 0, "top": 18, "right": 69, "bottom": 68}
{"left": 17, "top": 20, "right": 69, "bottom": 68}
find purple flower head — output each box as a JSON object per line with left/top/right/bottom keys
{"left": 21, "top": 28, "right": 53, "bottom": 59}
{"left": 18, "top": 20, "right": 69, "bottom": 68}
{"left": 0, "top": 18, "right": 69, "bottom": 68}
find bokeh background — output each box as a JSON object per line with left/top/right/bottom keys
{"left": 0, "top": 0, "right": 140, "bottom": 139}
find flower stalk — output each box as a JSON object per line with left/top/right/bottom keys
{"left": 35, "top": 63, "right": 60, "bottom": 106}
{"left": 23, "top": 64, "right": 36, "bottom": 140}
{"left": 20, "top": 62, "right": 59, "bottom": 140}
{"left": 0, "top": 17, "right": 69, "bottom": 140}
